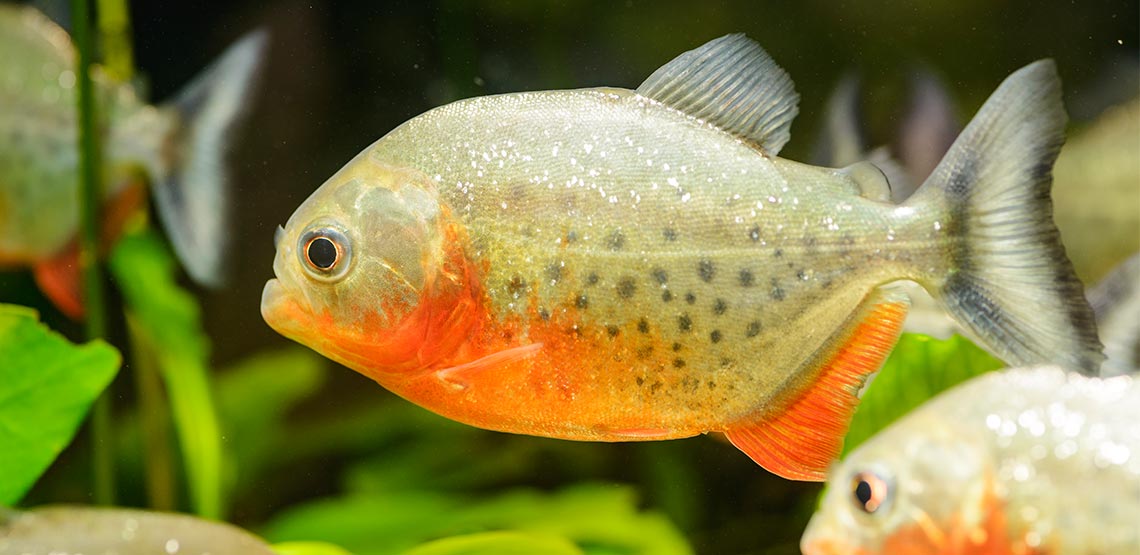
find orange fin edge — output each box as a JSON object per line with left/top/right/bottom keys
{"left": 725, "top": 293, "right": 909, "bottom": 481}
{"left": 435, "top": 342, "right": 544, "bottom": 389}
{"left": 33, "top": 244, "right": 84, "bottom": 320}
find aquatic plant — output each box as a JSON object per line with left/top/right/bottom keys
{"left": 1, "top": 2, "right": 1135, "bottom": 555}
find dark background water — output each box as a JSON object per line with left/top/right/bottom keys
{"left": 10, "top": 1, "right": 1140, "bottom": 553}
{"left": 122, "top": 0, "right": 1140, "bottom": 366}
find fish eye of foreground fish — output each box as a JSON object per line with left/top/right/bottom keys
{"left": 261, "top": 32, "right": 1104, "bottom": 483}
{"left": 262, "top": 165, "right": 449, "bottom": 359}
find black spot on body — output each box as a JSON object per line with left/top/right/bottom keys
{"left": 616, "top": 277, "right": 637, "bottom": 299}
{"left": 713, "top": 298, "right": 727, "bottom": 315}
{"left": 710, "top": 330, "right": 722, "bottom": 343}
{"left": 770, "top": 279, "right": 785, "bottom": 301}
{"left": 746, "top": 321, "right": 761, "bottom": 337}
{"left": 575, "top": 294, "right": 589, "bottom": 309}
{"left": 774, "top": 248, "right": 783, "bottom": 258}
{"left": 684, "top": 292, "right": 696, "bottom": 304}
{"left": 538, "top": 308, "right": 551, "bottom": 321}
{"left": 606, "top": 325, "right": 620, "bottom": 337}
{"left": 796, "top": 269, "right": 808, "bottom": 281}
{"left": 507, "top": 276, "right": 528, "bottom": 297}
{"left": 636, "top": 345, "right": 654, "bottom": 359}
{"left": 698, "top": 259, "right": 715, "bottom": 282}
{"left": 636, "top": 376, "right": 645, "bottom": 386}
{"left": 673, "top": 358, "right": 686, "bottom": 368}
{"left": 652, "top": 268, "right": 668, "bottom": 284}
{"left": 607, "top": 230, "right": 626, "bottom": 251}
{"left": 678, "top": 314, "right": 692, "bottom": 332}
{"left": 663, "top": 227, "right": 677, "bottom": 242}
{"left": 672, "top": 342, "right": 683, "bottom": 352}
{"left": 586, "top": 272, "right": 599, "bottom": 285}
{"left": 739, "top": 269, "right": 755, "bottom": 287}
{"left": 748, "top": 225, "right": 761, "bottom": 242}
{"left": 545, "top": 263, "right": 562, "bottom": 283}
{"left": 662, "top": 290, "right": 674, "bottom": 302}
{"left": 638, "top": 318, "right": 650, "bottom": 333}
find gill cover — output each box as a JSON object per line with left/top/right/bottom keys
{"left": 268, "top": 160, "right": 447, "bottom": 334}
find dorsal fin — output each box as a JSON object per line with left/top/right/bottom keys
{"left": 636, "top": 34, "right": 800, "bottom": 155}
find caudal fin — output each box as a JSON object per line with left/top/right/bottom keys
{"left": 151, "top": 30, "right": 268, "bottom": 287}
{"left": 907, "top": 60, "right": 1103, "bottom": 374}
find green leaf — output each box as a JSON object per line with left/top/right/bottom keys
{"left": 0, "top": 304, "right": 120, "bottom": 505}
{"left": 262, "top": 484, "right": 693, "bottom": 555}
{"left": 216, "top": 348, "right": 326, "bottom": 497}
{"left": 108, "top": 229, "right": 222, "bottom": 518}
{"left": 842, "top": 333, "right": 1004, "bottom": 456}
{"left": 273, "top": 541, "right": 356, "bottom": 555}
{"left": 401, "top": 532, "right": 584, "bottom": 555}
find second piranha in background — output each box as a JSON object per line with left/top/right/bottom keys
{"left": 262, "top": 35, "right": 1102, "bottom": 480}
{"left": 803, "top": 365, "right": 1140, "bottom": 554}
{"left": 0, "top": 6, "right": 265, "bottom": 318}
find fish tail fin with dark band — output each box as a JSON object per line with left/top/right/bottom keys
{"left": 149, "top": 30, "right": 268, "bottom": 287}
{"left": 906, "top": 59, "right": 1104, "bottom": 374}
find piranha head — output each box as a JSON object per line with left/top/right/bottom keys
{"left": 801, "top": 418, "right": 999, "bottom": 555}
{"left": 261, "top": 154, "right": 451, "bottom": 375}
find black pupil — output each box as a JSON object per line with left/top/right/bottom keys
{"left": 854, "top": 479, "right": 873, "bottom": 509}
{"left": 307, "top": 237, "right": 338, "bottom": 270}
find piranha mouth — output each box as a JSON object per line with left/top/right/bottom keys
{"left": 262, "top": 224, "right": 304, "bottom": 337}
{"left": 260, "top": 278, "right": 287, "bottom": 331}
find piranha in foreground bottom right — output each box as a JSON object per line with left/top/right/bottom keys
{"left": 802, "top": 365, "right": 1140, "bottom": 555}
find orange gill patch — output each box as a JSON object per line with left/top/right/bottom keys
{"left": 882, "top": 475, "right": 1051, "bottom": 555}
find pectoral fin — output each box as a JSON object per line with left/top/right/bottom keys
{"left": 724, "top": 290, "right": 909, "bottom": 481}
{"left": 435, "top": 343, "right": 543, "bottom": 389}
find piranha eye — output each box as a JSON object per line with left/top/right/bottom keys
{"left": 851, "top": 470, "right": 891, "bottom": 514}
{"left": 298, "top": 226, "right": 352, "bottom": 281}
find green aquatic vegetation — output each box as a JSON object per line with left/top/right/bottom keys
{"left": 0, "top": 305, "right": 119, "bottom": 505}
{"left": 842, "top": 332, "right": 1006, "bottom": 456}
{"left": 274, "top": 541, "right": 358, "bottom": 555}
{"left": 108, "top": 229, "right": 224, "bottom": 518}
{"left": 400, "top": 532, "right": 585, "bottom": 555}
{"left": 215, "top": 348, "right": 327, "bottom": 499}
{"left": 263, "top": 484, "right": 693, "bottom": 555}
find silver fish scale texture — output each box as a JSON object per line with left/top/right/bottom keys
{"left": 0, "top": 5, "right": 147, "bottom": 260}
{"left": 369, "top": 88, "right": 942, "bottom": 405}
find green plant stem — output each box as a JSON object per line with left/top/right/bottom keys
{"left": 128, "top": 317, "right": 176, "bottom": 511}
{"left": 71, "top": 0, "right": 114, "bottom": 506}
{"left": 96, "top": 0, "right": 135, "bottom": 81}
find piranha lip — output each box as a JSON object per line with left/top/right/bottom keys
{"left": 260, "top": 278, "right": 285, "bottom": 326}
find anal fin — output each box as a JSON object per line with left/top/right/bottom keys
{"left": 725, "top": 290, "right": 909, "bottom": 481}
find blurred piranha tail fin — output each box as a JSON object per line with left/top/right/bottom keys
{"left": 150, "top": 29, "right": 269, "bottom": 287}
{"left": 907, "top": 59, "right": 1105, "bottom": 375}
{"left": 1087, "top": 253, "right": 1140, "bottom": 377}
